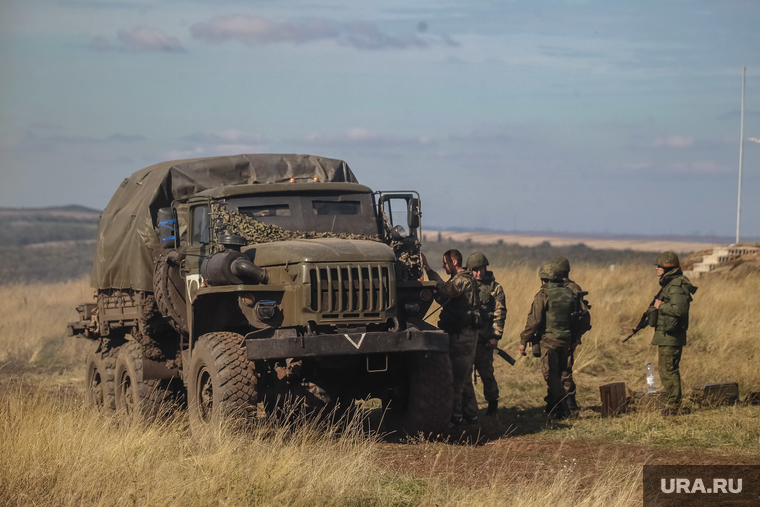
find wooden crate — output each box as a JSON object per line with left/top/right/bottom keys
{"left": 599, "top": 382, "right": 627, "bottom": 417}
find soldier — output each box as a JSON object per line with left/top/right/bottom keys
{"left": 650, "top": 251, "right": 697, "bottom": 416}
{"left": 422, "top": 249, "right": 482, "bottom": 427}
{"left": 551, "top": 256, "right": 591, "bottom": 413}
{"left": 466, "top": 252, "right": 507, "bottom": 416}
{"left": 519, "top": 263, "right": 575, "bottom": 419}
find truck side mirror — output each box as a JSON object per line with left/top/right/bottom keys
{"left": 407, "top": 198, "right": 420, "bottom": 229}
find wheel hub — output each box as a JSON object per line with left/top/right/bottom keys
{"left": 197, "top": 366, "right": 213, "bottom": 422}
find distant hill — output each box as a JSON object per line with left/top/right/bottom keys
{"left": 0, "top": 206, "right": 100, "bottom": 284}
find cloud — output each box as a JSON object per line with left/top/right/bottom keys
{"left": 303, "top": 128, "right": 433, "bottom": 147}
{"left": 183, "top": 130, "right": 266, "bottom": 145}
{"left": 190, "top": 16, "right": 338, "bottom": 45}
{"left": 341, "top": 21, "right": 427, "bottom": 50}
{"left": 6, "top": 130, "right": 146, "bottom": 152}
{"left": 171, "top": 129, "right": 268, "bottom": 159}
{"left": 117, "top": 26, "right": 185, "bottom": 52}
{"left": 653, "top": 135, "right": 694, "bottom": 148}
{"left": 190, "top": 15, "right": 451, "bottom": 50}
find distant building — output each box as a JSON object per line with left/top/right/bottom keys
{"left": 684, "top": 245, "right": 760, "bottom": 278}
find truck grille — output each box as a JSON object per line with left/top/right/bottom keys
{"left": 309, "top": 264, "right": 393, "bottom": 314}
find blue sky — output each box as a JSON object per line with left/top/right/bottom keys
{"left": 1, "top": 0, "right": 759, "bottom": 238}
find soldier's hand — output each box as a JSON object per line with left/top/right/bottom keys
{"left": 654, "top": 299, "right": 663, "bottom": 309}
{"left": 488, "top": 339, "right": 499, "bottom": 350}
{"left": 519, "top": 344, "right": 526, "bottom": 356}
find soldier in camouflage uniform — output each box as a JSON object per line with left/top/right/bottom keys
{"left": 551, "top": 256, "right": 590, "bottom": 413}
{"left": 650, "top": 251, "right": 697, "bottom": 415}
{"left": 519, "top": 263, "right": 575, "bottom": 419}
{"left": 422, "top": 249, "right": 482, "bottom": 427}
{"left": 465, "top": 252, "right": 507, "bottom": 416}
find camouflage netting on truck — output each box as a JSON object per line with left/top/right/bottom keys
{"left": 91, "top": 154, "right": 358, "bottom": 291}
{"left": 212, "top": 204, "right": 381, "bottom": 244}
{"left": 213, "top": 204, "right": 423, "bottom": 282}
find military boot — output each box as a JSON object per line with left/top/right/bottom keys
{"left": 565, "top": 394, "right": 579, "bottom": 413}
{"left": 486, "top": 400, "right": 498, "bottom": 416}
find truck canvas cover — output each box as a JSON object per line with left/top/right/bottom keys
{"left": 91, "top": 154, "right": 358, "bottom": 291}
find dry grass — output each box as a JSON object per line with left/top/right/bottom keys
{"left": 0, "top": 380, "right": 641, "bottom": 507}
{"left": 489, "top": 263, "right": 760, "bottom": 400}
{"left": 0, "top": 264, "right": 757, "bottom": 505}
{"left": 0, "top": 278, "right": 93, "bottom": 367}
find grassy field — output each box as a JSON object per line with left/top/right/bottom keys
{"left": 1, "top": 258, "right": 758, "bottom": 506}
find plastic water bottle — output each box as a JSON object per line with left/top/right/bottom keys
{"left": 646, "top": 363, "right": 656, "bottom": 393}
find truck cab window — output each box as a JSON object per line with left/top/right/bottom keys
{"left": 239, "top": 204, "right": 291, "bottom": 218}
{"left": 312, "top": 200, "right": 360, "bottom": 215}
{"left": 192, "top": 206, "right": 210, "bottom": 244}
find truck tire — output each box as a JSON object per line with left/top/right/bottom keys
{"left": 153, "top": 251, "right": 188, "bottom": 336}
{"left": 188, "top": 332, "right": 257, "bottom": 432}
{"left": 391, "top": 351, "right": 453, "bottom": 437}
{"left": 85, "top": 346, "right": 119, "bottom": 411}
{"left": 114, "top": 341, "right": 173, "bottom": 419}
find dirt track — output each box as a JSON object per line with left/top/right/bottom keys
{"left": 377, "top": 434, "right": 760, "bottom": 487}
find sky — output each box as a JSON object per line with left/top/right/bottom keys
{"left": 1, "top": 0, "right": 759, "bottom": 239}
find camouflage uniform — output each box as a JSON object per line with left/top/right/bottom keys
{"left": 649, "top": 254, "right": 697, "bottom": 409}
{"left": 520, "top": 265, "right": 575, "bottom": 418}
{"left": 426, "top": 268, "right": 481, "bottom": 424}
{"left": 469, "top": 272, "right": 506, "bottom": 411}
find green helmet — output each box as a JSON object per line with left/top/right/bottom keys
{"left": 539, "top": 263, "right": 561, "bottom": 281}
{"left": 655, "top": 251, "right": 680, "bottom": 268}
{"left": 551, "top": 256, "right": 570, "bottom": 274}
{"left": 466, "top": 252, "right": 489, "bottom": 269}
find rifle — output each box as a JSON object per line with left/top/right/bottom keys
{"left": 622, "top": 289, "right": 662, "bottom": 343}
{"left": 495, "top": 348, "right": 516, "bottom": 366}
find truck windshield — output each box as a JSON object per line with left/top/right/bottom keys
{"left": 227, "top": 191, "right": 378, "bottom": 237}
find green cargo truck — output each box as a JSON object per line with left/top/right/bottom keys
{"left": 68, "top": 154, "right": 452, "bottom": 435}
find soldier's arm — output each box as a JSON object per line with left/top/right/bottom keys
{"left": 492, "top": 283, "right": 507, "bottom": 340}
{"left": 657, "top": 284, "right": 690, "bottom": 318}
{"left": 425, "top": 269, "right": 463, "bottom": 305}
{"left": 519, "top": 291, "right": 546, "bottom": 346}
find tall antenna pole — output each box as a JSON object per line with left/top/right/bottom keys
{"left": 736, "top": 67, "right": 745, "bottom": 245}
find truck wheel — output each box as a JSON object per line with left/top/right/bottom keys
{"left": 188, "top": 332, "right": 257, "bottom": 431}
{"left": 153, "top": 251, "right": 188, "bottom": 336}
{"left": 391, "top": 351, "right": 453, "bottom": 437}
{"left": 114, "top": 341, "right": 171, "bottom": 419}
{"left": 85, "top": 343, "right": 121, "bottom": 411}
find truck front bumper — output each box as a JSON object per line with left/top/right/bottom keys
{"left": 245, "top": 328, "right": 448, "bottom": 360}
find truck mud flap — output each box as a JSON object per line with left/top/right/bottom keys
{"left": 245, "top": 329, "right": 448, "bottom": 360}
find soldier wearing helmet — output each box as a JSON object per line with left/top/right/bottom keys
{"left": 550, "top": 256, "right": 591, "bottom": 414}
{"left": 650, "top": 251, "right": 697, "bottom": 415}
{"left": 421, "top": 249, "right": 482, "bottom": 427}
{"left": 464, "top": 252, "right": 507, "bottom": 416}
{"left": 519, "top": 263, "right": 576, "bottom": 419}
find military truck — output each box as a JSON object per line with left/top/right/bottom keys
{"left": 68, "top": 154, "right": 452, "bottom": 435}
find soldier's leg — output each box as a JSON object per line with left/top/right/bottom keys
{"left": 449, "top": 329, "right": 478, "bottom": 423}
{"left": 473, "top": 343, "right": 499, "bottom": 403}
{"left": 461, "top": 364, "right": 479, "bottom": 423}
{"left": 658, "top": 346, "right": 683, "bottom": 408}
{"left": 561, "top": 347, "right": 578, "bottom": 412}
{"left": 541, "top": 346, "right": 566, "bottom": 416}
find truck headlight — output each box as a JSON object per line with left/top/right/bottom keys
{"left": 403, "top": 302, "right": 421, "bottom": 315}
{"left": 256, "top": 301, "right": 277, "bottom": 320}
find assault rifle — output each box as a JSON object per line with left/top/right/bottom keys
{"left": 495, "top": 347, "right": 516, "bottom": 366}
{"left": 622, "top": 289, "right": 663, "bottom": 343}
